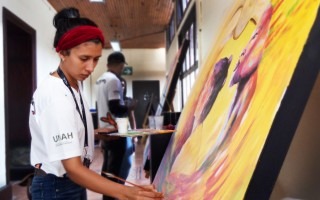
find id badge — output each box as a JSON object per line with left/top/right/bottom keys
{"left": 83, "top": 146, "right": 91, "bottom": 168}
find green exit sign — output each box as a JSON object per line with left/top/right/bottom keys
{"left": 122, "top": 66, "right": 133, "bottom": 75}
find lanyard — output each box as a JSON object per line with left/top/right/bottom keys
{"left": 57, "top": 67, "right": 88, "bottom": 147}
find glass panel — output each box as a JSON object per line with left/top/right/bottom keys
{"left": 190, "top": 24, "right": 195, "bottom": 65}
{"left": 177, "top": 5, "right": 198, "bottom": 109}
{"left": 186, "top": 48, "right": 190, "bottom": 71}
{"left": 182, "top": 0, "right": 187, "bottom": 10}
{"left": 176, "top": 79, "right": 182, "bottom": 111}
{"left": 170, "top": 18, "right": 175, "bottom": 41}
{"left": 176, "top": 0, "right": 183, "bottom": 26}
{"left": 183, "top": 78, "right": 187, "bottom": 105}
{"left": 186, "top": 76, "right": 190, "bottom": 104}
{"left": 166, "top": 13, "right": 175, "bottom": 49}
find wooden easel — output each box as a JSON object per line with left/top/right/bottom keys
{"left": 142, "top": 93, "right": 154, "bottom": 128}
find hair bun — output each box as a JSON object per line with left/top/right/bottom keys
{"left": 63, "top": 7, "right": 80, "bottom": 18}
{"left": 52, "top": 7, "right": 99, "bottom": 48}
{"left": 53, "top": 7, "right": 80, "bottom": 28}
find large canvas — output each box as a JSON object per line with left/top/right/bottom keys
{"left": 153, "top": 0, "right": 320, "bottom": 199}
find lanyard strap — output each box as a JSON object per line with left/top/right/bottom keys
{"left": 57, "top": 67, "right": 88, "bottom": 147}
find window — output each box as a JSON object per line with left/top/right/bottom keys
{"left": 166, "top": 13, "right": 175, "bottom": 49}
{"left": 164, "top": 4, "right": 197, "bottom": 111}
{"left": 178, "top": 5, "right": 198, "bottom": 107}
{"left": 176, "top": 0, "right": 191, "bottom": 27}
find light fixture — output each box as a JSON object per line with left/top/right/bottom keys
{"left": 110, "top": 40, "right": 122, "bottom": 51}
{"left": 89, "top": 0, "right": 105, "bottom": 2}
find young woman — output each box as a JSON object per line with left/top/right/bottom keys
{"left": 29, "top": 7, "right": 163, "bottom": 200}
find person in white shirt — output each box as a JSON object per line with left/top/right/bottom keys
{"left": 96, "top": 52, "right": 136, "bottom": 200}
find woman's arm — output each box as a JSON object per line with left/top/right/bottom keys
{"left": 62, "top": 156, "right": 163, "bottom": 200}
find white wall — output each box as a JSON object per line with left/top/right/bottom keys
{"left": 197, "top": 0, "right": 236, "bottom": 68}
{"left": 0, "top": 0, "right": 58, "bottom": 187}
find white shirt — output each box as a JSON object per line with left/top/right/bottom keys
{"left": 96, "top": 71, "right": 124, "bottom": 128}
{"left": 29, "top": 74, "right": 94, "bottom": 177}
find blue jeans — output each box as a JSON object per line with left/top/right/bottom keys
{"left": 119, "top": 137, "right": 134, "bottom": 179}
{"left": 31, "top": 174, "right": 86, "bottom": 200}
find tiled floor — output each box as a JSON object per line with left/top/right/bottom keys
{"left": 11, "top": 138, "right": 150, "bottom": 200}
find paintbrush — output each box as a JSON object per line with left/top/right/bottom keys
{"left": 102, "top": 171, "right": 149, "bottom": 191}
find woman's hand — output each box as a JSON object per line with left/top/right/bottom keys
{"left": 123, "top": 184, "right": 164, "bottom": 200}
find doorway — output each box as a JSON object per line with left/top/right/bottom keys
{"left": 3, "top": 8, "right": 36, "bottom": 181}
{"left": 132, "top": 80, "right": 160, "bottom": 128}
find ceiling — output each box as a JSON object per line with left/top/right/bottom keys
{"left": 47, "top": 0, "right": 174, "bottom": 49}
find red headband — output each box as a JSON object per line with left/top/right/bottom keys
{"left": 55, "top": 25, "right": 105, "bottom": 52}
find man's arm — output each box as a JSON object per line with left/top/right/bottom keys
{"left": 108, "top": 99, "right": 128, "bottom": 117}
{"left": 128, "top": 110, "right": 136, "bottom": 129}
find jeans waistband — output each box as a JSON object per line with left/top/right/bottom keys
{"left": 34, "top": 168, "right": 68, "bottom": 178}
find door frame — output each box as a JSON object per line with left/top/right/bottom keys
{"left": 3, "top": 7, "right": 36, "bottom": 184}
